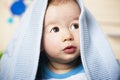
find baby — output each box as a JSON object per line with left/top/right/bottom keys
{"left": 36, "top": 0, "right": 86, "bottom": 79}
{"left": 0, "top": 0, "right": 120, "bottom": 80}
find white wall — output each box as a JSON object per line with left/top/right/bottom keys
{"left": 84, "top": 0, "right": 120, "bottom": 59}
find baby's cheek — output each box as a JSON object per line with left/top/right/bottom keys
{"left": 43, "top": 34, "right": 61, "bottom": 53}
{"left": 44, "top": 38, "right": 57, "bottom": 50}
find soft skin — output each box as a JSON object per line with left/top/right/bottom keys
{"left": 43, "top": 1, "right": 81, "bottom": 73}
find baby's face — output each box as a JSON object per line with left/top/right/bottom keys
{"left": 43, "top": 1, "right": 80, "bottom": 64}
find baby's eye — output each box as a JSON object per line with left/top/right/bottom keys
{"left": 50, "top": 27, "right": 59, "bottom": 32}
{"left": 71, "top": 23, "right": 79, "bottom": 30}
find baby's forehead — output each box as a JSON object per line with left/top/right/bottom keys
{"left": 44, "top": 2, "right": 80, "bottom": 27}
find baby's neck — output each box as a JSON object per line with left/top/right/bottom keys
{"left": 47, "top": 58, "right": 81, "bottom": 74}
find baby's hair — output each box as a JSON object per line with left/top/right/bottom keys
{"left": 48, "top": 0, "right": 77, "bottom": 5}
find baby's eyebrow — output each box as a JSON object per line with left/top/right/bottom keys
{"left": 73, "top": 15, "right": 79, "bottom": 20}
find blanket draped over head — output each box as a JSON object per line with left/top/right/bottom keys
{"left": 0, "top": 0, "right": 120, "bottom": 80}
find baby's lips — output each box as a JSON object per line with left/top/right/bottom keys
{"left": 63, "top": 45, "right": 76, "bottom": 54}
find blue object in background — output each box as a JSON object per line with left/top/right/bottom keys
{"left": 10, "top": 0, "right": 26, "bottom": 16}
{"left": 8, "top": 17, "right": 14, "bottom": 24}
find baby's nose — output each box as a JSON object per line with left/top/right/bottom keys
{"left": 62, "top": 31, "right": 74, "bottom": 42}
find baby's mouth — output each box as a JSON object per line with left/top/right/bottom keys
{"left": 63, "top": 46, "right": 76, "bottom": 54}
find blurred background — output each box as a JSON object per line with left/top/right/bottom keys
{"left": 0, "top": 0, "right": 120, "bottom": 59}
